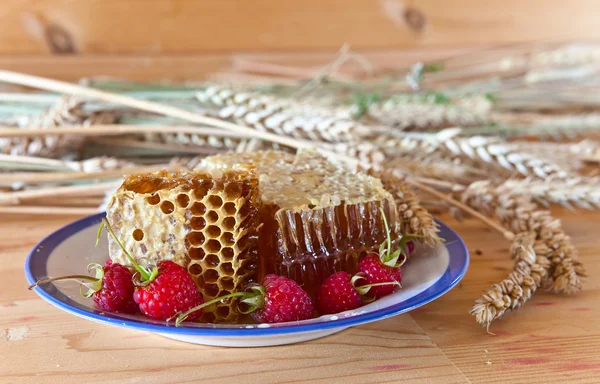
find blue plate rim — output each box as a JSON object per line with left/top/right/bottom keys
{"left": 25, "top": 212, "right": 469, "bottom": 337}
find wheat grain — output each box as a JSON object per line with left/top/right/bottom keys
{"left": 511, "top": 140, "right": 599, "bottom": 172}
{"left": 367, "top": 95, "right": 492, "bottom": 130}
{"left": 372, "top": 168, "right": 440, "bottom": 245}
{"left": 197, "top": 85, "right": 367, "bottom": 143}
{"left": 462, "top": 180, "right": 585, "bottom": 296}
{"left": 378, "top": 132, "right": 573, "bottom": 180}
{"left": 386, "top": 152, "right": 488, "bottom": 184}
{"left": 0, "top": 97, "right": 116, "bottom": 157}
{"left": 470, "top": 232, "right": 550, "bottom": 328}
{"left": 499, "top": 178, "right": 600, "bottom": 210}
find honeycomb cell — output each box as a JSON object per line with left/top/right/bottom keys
{"left": 187, "top": 231, "right": 205, "bottom": 246}
{"left": 216, "top": 305, "right": 230, "bottom": 319}
{"left": 146, "top": 194, "right": 160, "bottom": 205}
{"left": 132, "top": 228, "right": 144, "bottom": 241}
{"left": 222, "top": 217, "right": 236, "bottom": 231}
{"left": 195, "top": 274, "right": 206, "bottom": 287}
{"left": 190, "top": 216, "right": 206, "bottom": 230}
{"left": 220, "top": 277, "right": 235, "bottom": 290}
{"left": 204, "top": 254, "right": 220, "bottom": 266}
{"left": 194, "top": 180, "right": 213, "bottom": 200}
{"left": 205, "top": 283, "right": 219, "bottom": 297}
{"left": 206, "top": 225, "right": 221, "bottom": 238}
{"left": 204, "top": 268, "right": 219, "bottom": 283}
{"left": 223, "top": 202, "right": 237, "bottom": 215}
{"left": 224, "top": 183, "right": 242, "bottom": 199}
{"left": 206, "top": 210, "right": 219, "bottom": 223}
{"left": 176, "top": 194, "right": 190, "bottom": 208}
{"left": 221, "top": 232, "right": 235, "bottom": 245}
{"left": 190, "top": 202, "right": 207, "bottom": 216}
{"left": 205, "top": 239, "right": 222, "bottom": 253}
{"left": 221, "top": 262, "right": 234, "bottom": 275}
{"left": 160, "top": 201, "right": 175, "bottom": 214}
{"left": 189, "top": 263, "right": 203, "bottom": 275}
{"left": 189, "top": 247, "right": 205, "bottom": 260}
{"left": 221, "top": 247, "right": 234, "bottom": 261}
{"left": 207, "top": 195, "right": 223, "bottom": 209}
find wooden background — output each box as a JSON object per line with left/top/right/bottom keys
{"left": 0, "top": 0, "right": 598, "bottom": 54}
{"left": 0, "top": 0, "right": 598, "bottom": 81}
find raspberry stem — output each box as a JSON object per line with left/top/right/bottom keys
{"left": 351, "top": 274, "right": 401, "bottom": 296}
{"left": 173, "top": 289, "right": 263, "bottom": 326}
{"left": 98, "top": 219, "right": 154, "bottom": 282}
{"left": 29, "top": 274, "right": 99, "bottom": 289}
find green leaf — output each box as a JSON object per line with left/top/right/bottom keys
{"left": 80, "top": 263, "right": 104, "bottom": 298}
{"left": 423, "top": 63, "right": 444, "bottom": 73}
{"left": 484, "top": 92, "right": 497, "bottom": 103}
{"left": 430, "top": 92, "right": 451, "bottom": 105}
{"left": 95, "top": 220, "right": 106, "bottom": 247}
{"left": 352, "top": 91, "right": 381, "bottom": 118}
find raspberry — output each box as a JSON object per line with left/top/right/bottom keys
{"left": 93, "top": 260, "right": 138, "bottom": 313}
{"left": 133, "top": 261, "right": 204, "bottom": 321}
{"left": 316, "top": 272, "right": 362, "bottom": 315}
{"left": 357, "top": 254, "right": 402, "bottom": 298}
{"left": 28, "top": 259, "right": 138, "bottom": 314}
{"left": 175, "top": 274, "right": 314, "bottom": 325}
{"left": 251, "top": 275, "right": 314, "bottom": 323}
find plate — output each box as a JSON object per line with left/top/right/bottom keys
{"left": 25, "top": 213, "right": 469, "bottom": 347}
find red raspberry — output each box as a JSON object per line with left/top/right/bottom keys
{"left": 93, "top": 260, "right": 138, "bottom": 313}
{"left": 316, "top": 272, "right": 362, "bottom": 315}
{"left": 252, "top": 275, "right": 314, "bottom": 323}
{"left": 133, "top": 261, "right": 204, "bottom": 321}
{"left": 175, "top": 274, "right": 314, "bottom": 325}
{"left": 28, "top": 259, "right": 137, "bottom": 314}
{"left": 357, "top": 254, "right": 402, "bottom": 298}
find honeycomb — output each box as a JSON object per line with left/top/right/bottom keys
{"left": 199, "top": 149, "right": 399, "bottom": 294}
{"left": 105, "top": 168, "right": 260, "bottom": 323}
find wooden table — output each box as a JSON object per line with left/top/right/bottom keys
{"left": 1, "top": 209, "right": 599, "bottom": 384}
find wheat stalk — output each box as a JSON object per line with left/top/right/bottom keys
{"left": 378, "top": 131, "right": 574, "bottom": 180}
{"left": 500, "top": 178, "right": 600, "bottom": 210}
{"left": 0, "top": 205, "right": 100, "bottom": 215}
{"left": 0, "top": 97, "right": 117, "bottom": 157}
{"left": 196, "top": 85, "right": 368, "bottom": 141}
{"left": 462, "top": 181, "right": 586, "bottom": 294}
{"left": 470, "top": 233, "right": 551, "bottom": 329}
{"left": 0, "top": 70, "right": 361, "bottom": 169}
{"left": 385, "top": 152, "right": 488, "bottom": 185}
{"left": 369, "top": 168, "right": 440, "bottom": 245}
{"left": 0, "top": 181, "right": 123, "bottom": 205}
{"left": 463, "top": 180, "right": 586, "bottom": 328}
{"left": 510, "top": 140, "right": 598, "bottom": 172}
{"left": 366, "top": 94, "right": 492, "bottom": 130}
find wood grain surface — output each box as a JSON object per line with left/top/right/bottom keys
{"left": 0, "top": 0, "right": 598, "bottom": 54}
{"left": 1, "top": 209, "right": 599, "bottom": 384}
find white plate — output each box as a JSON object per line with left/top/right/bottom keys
{"left": 26, "top": 213, "right": 469, "bottom": 347}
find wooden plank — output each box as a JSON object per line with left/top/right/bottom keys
{"left": 0, "top": 0, "right": 598, "bottom": 54}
